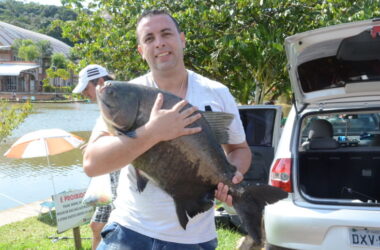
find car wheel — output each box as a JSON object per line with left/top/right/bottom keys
{"left": 265, "top": 244, "right": 293, "bottom": 250}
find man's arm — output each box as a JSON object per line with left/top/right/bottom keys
{"left": 83, "top": 93, "right": 202, "bottom": 177}
{"left": 215, "top": 141, "right": 252, "bottom": 206}
{"left": 224, "top": 142, "right": 252, "bottom": 176}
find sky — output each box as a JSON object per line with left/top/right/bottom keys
{"left": 21, "top": 0, "right": 63, "bottom": 6}
{"left": 21, "top": 0, "right": 92, "bottom": 7}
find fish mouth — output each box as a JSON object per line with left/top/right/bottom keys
{"left": 96, "top": 81, "right": 140, "bottom": 136}
{"left": 96, "top": 83, "right": 124, "bottom": 130}
{"left": 97, "top": 83, "right": 117, "bottom": 109}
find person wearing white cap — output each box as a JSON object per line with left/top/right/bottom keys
{"left": 73, "top": 64, "right": 119, "bottom": 250}
{"left": 72, "top": 64, "right": 113, "bottom": 102}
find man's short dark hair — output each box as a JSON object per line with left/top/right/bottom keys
{"left": 136, "top": 9, "right": 181, "bottom": 42}
{"left": 90, "top": 75, "right": 113, "bottom": 86}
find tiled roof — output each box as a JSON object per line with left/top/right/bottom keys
{"left": 0, "top": 21, "right": 71, "bottom": 56}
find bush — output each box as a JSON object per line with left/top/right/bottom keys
{"left": 42, "top": 83, "right": 54, "bottom": 92}
{"left": 57, "top": 86, "right": 72, "bottom": 93}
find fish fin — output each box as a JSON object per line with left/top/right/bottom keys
{"left": 174, "top": 193, "right": 215, "bottom": 229}
{"left": 135, "top": 169, "right": 149, "bottom": 192}
{"left": 174, "top": 201, "right": 189, "bottom": 229}
{"left": 201, "top": 111, "right": 234, "bottom": 144}
{"left": 116, "top": 128, "right": 137, "bottom": 138}
{"left": 232, "top": 183, "right": 288, "bottom": 245}
{"left": 187, "top": 191, "right": 214, "bottom": 218}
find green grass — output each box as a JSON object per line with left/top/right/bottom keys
{"left": 0, "top": 212, "right": 92, "bottom": 250}
{"left": 216, "top": 226, "right": 244, "bottom": 249}
{"left": 0, "top": 211, "right": 243, "bottom": 250}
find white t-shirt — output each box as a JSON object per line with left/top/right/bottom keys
{"left": 98, "top": 70, "right": 246, "bottom": 244}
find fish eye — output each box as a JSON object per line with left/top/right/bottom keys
{"left": 105, "top": 88, "right": 116, "bottom": 97}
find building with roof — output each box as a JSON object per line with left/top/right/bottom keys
{"left": 0, "top": 21, "right": 72, "bottom": 95}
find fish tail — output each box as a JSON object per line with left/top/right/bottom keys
{"left": 232, "top": 183, "right": 288, "bottom": 245}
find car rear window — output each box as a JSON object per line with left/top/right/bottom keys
{"left": 300, "top": 111, "right": 380, "bottom": 149}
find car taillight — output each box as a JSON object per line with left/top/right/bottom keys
{"left": 270, "top": 158, "right": 292, "bottom": 192}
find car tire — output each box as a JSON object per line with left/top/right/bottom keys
{"left": 265, "top": 244, "right": 293, "bottom": 250}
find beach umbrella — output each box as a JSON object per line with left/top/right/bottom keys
{"left": 4, "top": 128, "right": 85, "bottom": 194}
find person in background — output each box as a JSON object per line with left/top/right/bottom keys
{"left": 83, "top": 10, "right": 251, "bottom": 250}
{"left": 72, "top": 64, "right": 113, "bottom": 102}
{"left": 72, "top": 64, "right": 120, "bottom": 250}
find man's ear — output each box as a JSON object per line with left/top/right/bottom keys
{"left": 180, "top": 32, "right": 186, "bottom": 49}
{"left": 137, "top": 45, "right": 145, "bottom": 60}
{"left": 98, "top": 78, "right": 105, "bottom": 86}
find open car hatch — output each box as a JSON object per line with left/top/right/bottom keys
{"left": 285, "top": 19, "right": 380, "bottom": 111}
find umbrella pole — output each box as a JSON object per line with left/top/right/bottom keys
{"left": 46, "top": 155, "right": 57, "bottom": 195}
{"left": 43, "top": 139, "right": 56, "bottom": 195}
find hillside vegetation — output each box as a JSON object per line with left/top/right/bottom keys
{"left": 0, "top": 0, "right": 77, "bottom": 45}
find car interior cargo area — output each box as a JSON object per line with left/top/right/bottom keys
{"left": 298, "top": 111, "right": 380, "bottom": 205}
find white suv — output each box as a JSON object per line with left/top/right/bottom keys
{"left": 264, "top": 19, "right": 380, "bottom": 249}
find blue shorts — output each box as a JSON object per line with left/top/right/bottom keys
{"left": 97, "top": 222, "right": 218, "bottom": 250}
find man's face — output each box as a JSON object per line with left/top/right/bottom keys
{"left": 82, "top": 81, "right": 97, "bottom": 102}
{"left": 82, "top": 78, "right": 104, "bottom": 102}
{"left": 137, "top": 14, "right": 186, "bottom": 73}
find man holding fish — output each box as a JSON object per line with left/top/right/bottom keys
{"left": 84, "top": 9, "right": 252, "bottom": 249}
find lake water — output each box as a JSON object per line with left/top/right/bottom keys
{"left": 0, "top": 102, "right": 99, "bottom": 211}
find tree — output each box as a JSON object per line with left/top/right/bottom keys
{"left": 36, "top": 40, "right": 53, "bottom": 59}
{"left": 61, "top": 0, "right": 380, "bottom": 104}
{"left": 16, "top": 39, "right": 40, "bottom": 61}
{"left": 51, "top": 53, "right": 68, "bottom": 69}
{"left": 44, "top": 67, "right": 70, "bottom": 81}
{"left": 12, "top": 39, "right": 53, "bottom": 62}
{"left": 43, "top": 53, "right": 71, "bottom": 91}
{"left": 0, "top": 101, "right": 33, "bottom": 141}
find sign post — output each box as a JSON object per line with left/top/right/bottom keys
{"left": 73, "top": 227, "right": 82, "bottom": 249}
{"left": 52, "top": 189, "right": 94, "bottom": 249}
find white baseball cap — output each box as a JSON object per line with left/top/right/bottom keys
{"left": 72, "top": 64, "right": 109, "bottom": 93}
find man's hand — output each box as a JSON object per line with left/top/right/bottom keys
{"left": 215, "top": 170, "right": 244, "bottom": 207}
{"left": 145, "top": 93, "right": 202, "bottom": 142}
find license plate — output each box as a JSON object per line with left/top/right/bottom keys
{"left": 350, "top": 228, "right": 380, "bottom": 248}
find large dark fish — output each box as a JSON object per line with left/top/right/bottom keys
{"left": 96, "top": 81, "right": 287, "bottom": 245}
